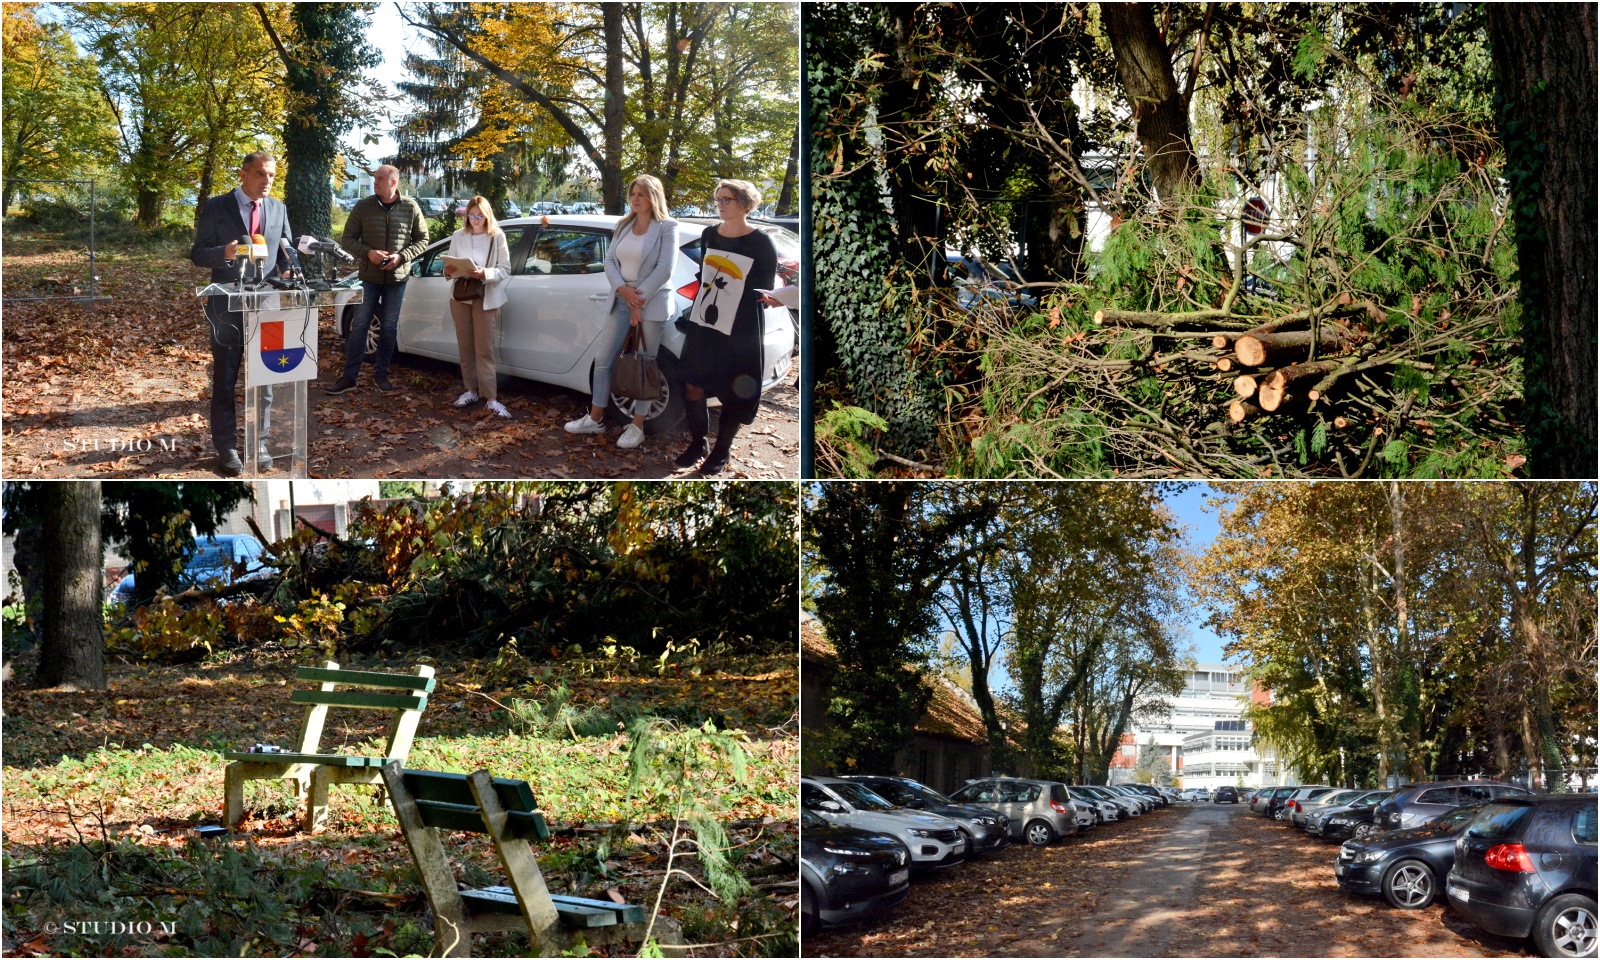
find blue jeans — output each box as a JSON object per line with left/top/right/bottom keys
{"left": 342, "top": 281, "right": 407, "bottom": 381}
{"left": 205, "top": 296, "right": 270, "bottom": 455}
{"left": 591, "top": 298, "right": 662, "bottom": 409}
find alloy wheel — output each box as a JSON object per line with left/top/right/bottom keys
{"left": 1552, "top": 905, "right": 1598, "bottom": 957}
{"left": 1384, "top": 862, "right": 1434, "bottom": 909}
{"left": 1353, "top": 823, "right": 1373, "bottom": 838}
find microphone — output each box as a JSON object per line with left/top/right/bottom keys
{"left": 250, "top": 232, "right": 268, "bottom": 271}
{"left": 279, "top": 237, "right": 306, "bottom": 278}
{"left": 238, "top": 235, "right": 255, "bottom": 281}
{"left": 297, "top": 236, "right": 354, "bottom": 261}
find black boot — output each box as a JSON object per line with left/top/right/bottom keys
{"left": 699, "top": 411, "right": 740, "bottom": 475}
{"left": 675, "top": 395, "right": 709, "bottom": 467}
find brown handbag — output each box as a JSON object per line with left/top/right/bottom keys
{"left": 610, "top": 323, "right": 663, "bottom": 401}
{"left": 452, "top": 277, "right": 484, "bottom": 301}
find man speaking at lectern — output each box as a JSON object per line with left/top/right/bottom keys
{"left": 190, "top": 150, "right": 294, "bottom": 476}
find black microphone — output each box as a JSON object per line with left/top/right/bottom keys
{"left": 279, "top": 237, "right": 306, "bottom": 278}
{"left": 237, "top": 234, "right": 255, "bottom": 280}
{"left": 298, "top": 236, "right": 354, "bottom": 262}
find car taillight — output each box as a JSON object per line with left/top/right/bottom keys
{"left": 1484, "top": 843, "right": 1535, "bottom": 873}
{"left": 1050, "top": 800, "right": 1069, "bottom": 814}
{"left": 676, "top": 280, "right": 702, "bottom": 301}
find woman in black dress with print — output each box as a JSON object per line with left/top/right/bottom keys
{"left": 675, "top": 179, "right": 779, "bottom": 474}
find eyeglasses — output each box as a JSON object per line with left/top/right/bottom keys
{"left": 713, "top": 196, "right": 739, "bottom": 206}
{"left": 467, "top": 213, "right": 485, "bottom": 220}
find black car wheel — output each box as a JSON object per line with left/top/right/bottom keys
{"left": 1352, "top": 822, "right": 1374, "bottom": 839}
{"left": 1381, "top": 859, "right": 1436, "bottom": 910}
{"left": 1534, "top": 894, "right": 1599, "bottom": 959}
{"left": 800, "top": 880, "right": 819, "bottom": 939}
{"left": 1025, "top": 819, "right": 1055, "bottom": 847}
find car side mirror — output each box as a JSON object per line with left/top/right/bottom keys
{"left": 819, "top": 800, "right": 842, "bottom": 813}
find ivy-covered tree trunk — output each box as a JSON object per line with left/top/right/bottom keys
{"left": 36, "top": 481, "right": 105, "bottom": 691}
{"left": 600, "top": 4, "right": 625, "bottom": 214}
{"left": 1487, "top": 4, "right": 1598, "bottom": 478}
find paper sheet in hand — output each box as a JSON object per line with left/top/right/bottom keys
{"left": 442, "top": 255, "right": 480, "bottom": 274}
{"left": 755, "top": 285, "right": 799, "bottom": 310}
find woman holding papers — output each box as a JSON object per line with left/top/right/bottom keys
{"left": 673, "top": 179, "right": 779, "bottom": 475}
{"left": 443, "top": 196, "right": 513, "bottom": 417}
{"left": 563, "top": 174, "right": 678, "bottom": 450}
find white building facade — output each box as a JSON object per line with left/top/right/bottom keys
{"left": 1120, "top": 662, "right": 1295, "bottom": 790}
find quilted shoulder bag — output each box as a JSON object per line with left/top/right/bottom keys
{"left": 610, "top": 324, "right": 663, "bottom": 401}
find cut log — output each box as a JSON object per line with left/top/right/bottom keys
{"left": 1266, "top": 360, "right": 1343, "bottom": 392}
{"left": 1234, "top": 326, "right": 1352, "bottom": 367}
{"left": 1216, "top": 357, "right": 1233, "bottom": 372}
{"left": 1333, "top": 416, "right": 1349, "bottom": 429}
{"left": 1257, "top": 380, "right": 1303, "bottom": 412}
{"left": 1233, "top": 375, "right": 1258, "bottom": 399}
{"left": 1228, "top": 400, "right": 1261, "bottom": 423}
{"left": 1211, "top": 334, "right": 1230, "bottom": 350}
{"left": 1093, "top": 309, "right": 1106, "bottom": 325}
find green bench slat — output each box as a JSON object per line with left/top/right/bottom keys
{"left": 290, "top": 690, "right": 428, "bottom": 711}
{"left": 551, "top": 894, "right": 646, "bottom": 925}
{"left": 415, "top": 800, "right": 550, "bottom": 841}
{"left": 223, "top": 752, "right": 395, "bottom": 766}
{"left": 296, "top": 667, "right": 437, "bottom": 693}
{"left": 399, "top": 769, "right": 537, "bottom": 812}
{"left": 474, "top": 888, "right": 631, "bottom": 928}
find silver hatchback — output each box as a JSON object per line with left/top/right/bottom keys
{"left": 948, "top": 778, "right": 1080, "bottom": 846}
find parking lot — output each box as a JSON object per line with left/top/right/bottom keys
{"left": 804, "top": 801, "right": 1534, "bottom": 958}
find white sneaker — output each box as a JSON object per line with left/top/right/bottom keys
{"left": 453, "top": 391, "right": 480, "bottom": 407}
{"left": 486, "top": 400, "right": 511, "bottom": 419}
{"left": 564, "top": 413, "right": 604, "bottom": 434}
{"left": 617, "top": 423, "right": 645, "bottom": 449}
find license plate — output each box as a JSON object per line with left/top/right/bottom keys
{"left": 889, "top": 869, "right": 909, "bottom": 886}
{"left": 1448, "top": 883, "right": 1468, "bottom": 903}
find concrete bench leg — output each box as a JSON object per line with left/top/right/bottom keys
{"left": 305, "top": 766, "right": 333, "bottom": 833}
{"left": 224, "top": 763, "right": 245, "bottom": 829}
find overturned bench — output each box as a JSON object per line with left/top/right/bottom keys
{"left": 223, "top": 661, "right": 434, "bottom": 832}
{"left": 380, "top": 762, "right": 683, "bottom": 958}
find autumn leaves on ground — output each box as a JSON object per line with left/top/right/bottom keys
{"left": 1, "top": 231, "right": 799, "bottom": 480}
{"left": 1, "top": 649, "right": 799, "bottom": 957}
{"left": 806, "top": 804, "right": 1530, "bottom": 959}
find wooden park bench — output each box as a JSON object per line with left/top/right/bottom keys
{"left": 380, "top": 762, "right": 684, "bottom": 958}
{"left": 223, "top": 660, "right": 435, "bottom": 832}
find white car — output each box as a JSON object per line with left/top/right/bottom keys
{"left": 335, "top": 215, "right": 797, "bottom": 434}
{"left": 803, "top": 777, "right": 969, "bottom": 868}
{"left": 1065, "top": 787, "right": 1117, "bottom": 827}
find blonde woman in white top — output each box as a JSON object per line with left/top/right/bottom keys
{"left": 564, "top": 174, "right": 677, "bottom": 449}
{"left": 443, "top": 195, "right": 513, "bottom": 417}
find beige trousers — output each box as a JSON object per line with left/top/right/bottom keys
{"left": 449, "top": 298, "right": 500, "bottom": 400}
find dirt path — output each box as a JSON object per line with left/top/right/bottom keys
{"left": 805, "top": 801, "right": 1533, "bottom": 958}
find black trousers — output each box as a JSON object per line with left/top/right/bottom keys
{"left": 205, "top": 296, "right": 272, "bottom": 456}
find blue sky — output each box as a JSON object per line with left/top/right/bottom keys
{"left": 1165, "top": 483, "right": 1234, "bottom": 666}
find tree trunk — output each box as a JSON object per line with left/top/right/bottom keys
{"left": 1487, "top": 5, "right": 1598, "bottom": 477}
{"left": 776, "top": 127, "right": 799, "bottom": 215}
{"left": 1101, "top": 3, "right": 1199, "bottom": 203}
{"left": 36, "top": 481, "right": 106, "bottom": 691}
{"left": 600, "top": 4, "right": 626, "bottom": 214}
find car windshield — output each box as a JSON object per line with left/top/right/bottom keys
{"left": 912, "top": 783, "right": 951, "bottom": 805}
{"left": 1350, "top": 792, "right": 1386, "bottom": 809}
{"left": 828, "top": 781, "right": 894, "bottom": 812}
{"left": 1428, "top": 803, "right": 1488, "bottom": 832}
{"left": 1325, "top": 790, "right": 1363, "bottom": 805}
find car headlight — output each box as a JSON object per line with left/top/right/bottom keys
{"left": 821, "top": 846, "right": 873, "bottom": 857}
{"left": 828, "top": 862, "right": 871, "bottom": 877}
{"left": 908, "top": 828, "right": 934, "bottom": 838}
{"left": 1352, "top": 849, "right": 1385, "bottom": 864}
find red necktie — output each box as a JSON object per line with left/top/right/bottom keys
{"left": 250, "top": 199, "right": 261, "bottom": 236}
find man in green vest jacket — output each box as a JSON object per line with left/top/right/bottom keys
{"left": 325, "top": 165, "right": 429, "bottom": 394}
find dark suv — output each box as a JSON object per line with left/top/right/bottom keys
{"left": 1447, "top": 795, "right": 1598, "bottom": 958}
{"left": 841, "top": 776, "right": 1010, "bottom": 854}
{"left": 1373, "top": 781, "right": 1531, "bottom": 832}
{"left": 1213, "top": 786, "right": 1240, "bottom": 804}
{"left": 800, "top": 809, "right": 910, "bottom": 937}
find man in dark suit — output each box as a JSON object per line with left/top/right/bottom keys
{"left": 189, "top": 151, "right": 294, "bottom": 475}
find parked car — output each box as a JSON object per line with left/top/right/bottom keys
{"left": 1373, "top": 781, "right": 1534, "bottom": 833}
{"left": 1124, "top": 783, "right": 1171, "bottom": 807}
{"left": 1335, "top": 802, "right": 1490, "bottom": 910}
{"left": 500, "top": 200, "right": 523, "bottom": 218}
{"left": 1286, "top": 787, "right": 1339, "bottom": 827}
{"left": 1066, "top": 786, "right": 1123, "bottom": 824}
{"left": 1213, "top": 786, "right": 1240, "bottom": 804}
{"left": 840, "top": 776, "right": 1009, "bottom": 855}
{"left": 802, "top": 777, "right": 968, "bottom": 868}
{"left": 337, "top": 215, "right": 796, "bottom": 434}
{"left": 1108, "top": 785, "right": 1159, "bottom": 813}
{"left": 1306, "top": 791, "right": 1390, "bottom": 838}
{"left": 947, "top": 777, "right": 1080, "bottom": 846}
{"left": 109, "top": 534, "right": 271, "bottom": 606}
{"left": 800, "top": 808, "right": 910, "bottom": 936}
{"left": 1448, "top": 795, "right": 1599, "bottom": 958}
{"left": 1070, "top": 784, "right": 1140, "bottom": 819}
{"left": 946, "top": 252, "right": 1038, "bottom": 312}
{"left": 1261, "top": 785, "right": 1318, "bottom": 820}
{"left": 529, "top": 200, "right": 566, "bottom": 215}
